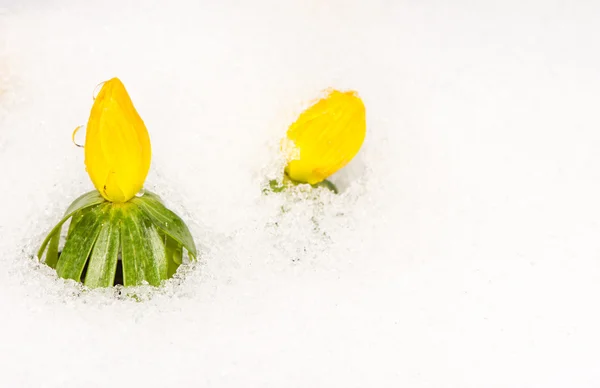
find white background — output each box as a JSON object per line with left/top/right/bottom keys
{"left": 1, "top": 0, "right": 599, "bottom": 387}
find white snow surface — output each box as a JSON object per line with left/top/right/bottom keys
{"left": 1, "top": 0, "right": 600, "bottom": 386}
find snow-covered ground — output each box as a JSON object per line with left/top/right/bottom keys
{"left": 1, "top": 0, "right": 600, "bottom": 386}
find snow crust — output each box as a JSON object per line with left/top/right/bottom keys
{"left": 1, "top": 0, "right": 600, "bottom": 386}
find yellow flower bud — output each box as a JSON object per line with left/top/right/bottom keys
{"left": 283, "top": 89, "right": 366, "bottom": 185}
{"left": 84, "top": 78, "right": 151, "bottom": 203}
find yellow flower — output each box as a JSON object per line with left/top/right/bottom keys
{"left": 84, "top": 78, "right": 151, "bottom": 203}
{"left": 283, "top": 89, "right": 366, "bottom": 185}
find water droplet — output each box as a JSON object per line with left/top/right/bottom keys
{"left": 72, "top": 125, "right": 86, "bottom": 148}
{"left": 135, "top": 189, "right": 145, "bottom": 198}
{"left": 92, "top": 81, "right": 106, "bottom": 100}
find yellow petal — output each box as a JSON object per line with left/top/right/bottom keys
{"left": 84, "top": 78, "right": 151, "bottom": 203}
{"left": 284, "top": 89, "right": 366, "bottom": 185}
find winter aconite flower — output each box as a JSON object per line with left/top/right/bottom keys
{"left": 38, "top": 78, "right": 197, "bottom": 289}
{"left": 283, "top": 90, "right": 366, "bottom": 185}
{"left": 85, "top": 78, "right": 151, "bottom": 203}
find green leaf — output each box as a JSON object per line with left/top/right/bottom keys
{"left": 83, "top": 207, "right": 120, "bottom": 288}
{"left": 265, "top": 175, "right": 338, "bottom": 194}
{"left": 64, "top": 190, "right": 104, "bottom": 215}
{"left": 311, "top": 179, "right": 339, "bottom": 194}
{"left": 37, "top": 190, "right": 105, "bottom": 261}
{"left": 45, "top": 207, "right": 95, "bottom": 269}
{"left": 267, "top": 179, "right": 286, "bottom": 193}
{"left": 144, "top": 220, "right": 169, "bottom": 280}
{"left": 131, "top": 192, "right": 197, "bottom": 259}
{"left": 55, "top": 204, "right": 107, "bottom": 282}
{"left": 164, "top": 234, "right": 183, "bottom": 278}
{"left": 45, "top": 230, "right": 60, "bottom": 269}
{"left": 68, "top": 206, "right": 92, "bottom": 237}
{"left": 120, "top": 207, "right": 161, "bottom": 287}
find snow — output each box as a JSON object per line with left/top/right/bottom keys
{"left": 1, "top": 0, "right": 600, "bottom": 386}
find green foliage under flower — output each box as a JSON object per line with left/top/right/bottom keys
{"left": 37, "top": 191, "right": 197, "bottom": 288}
{"left": 266, "top": 174, "right": 339, "bottom": 194}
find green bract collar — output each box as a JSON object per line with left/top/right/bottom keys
{"left": 38, "top": 190, "right": 197, "bottom": 288}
